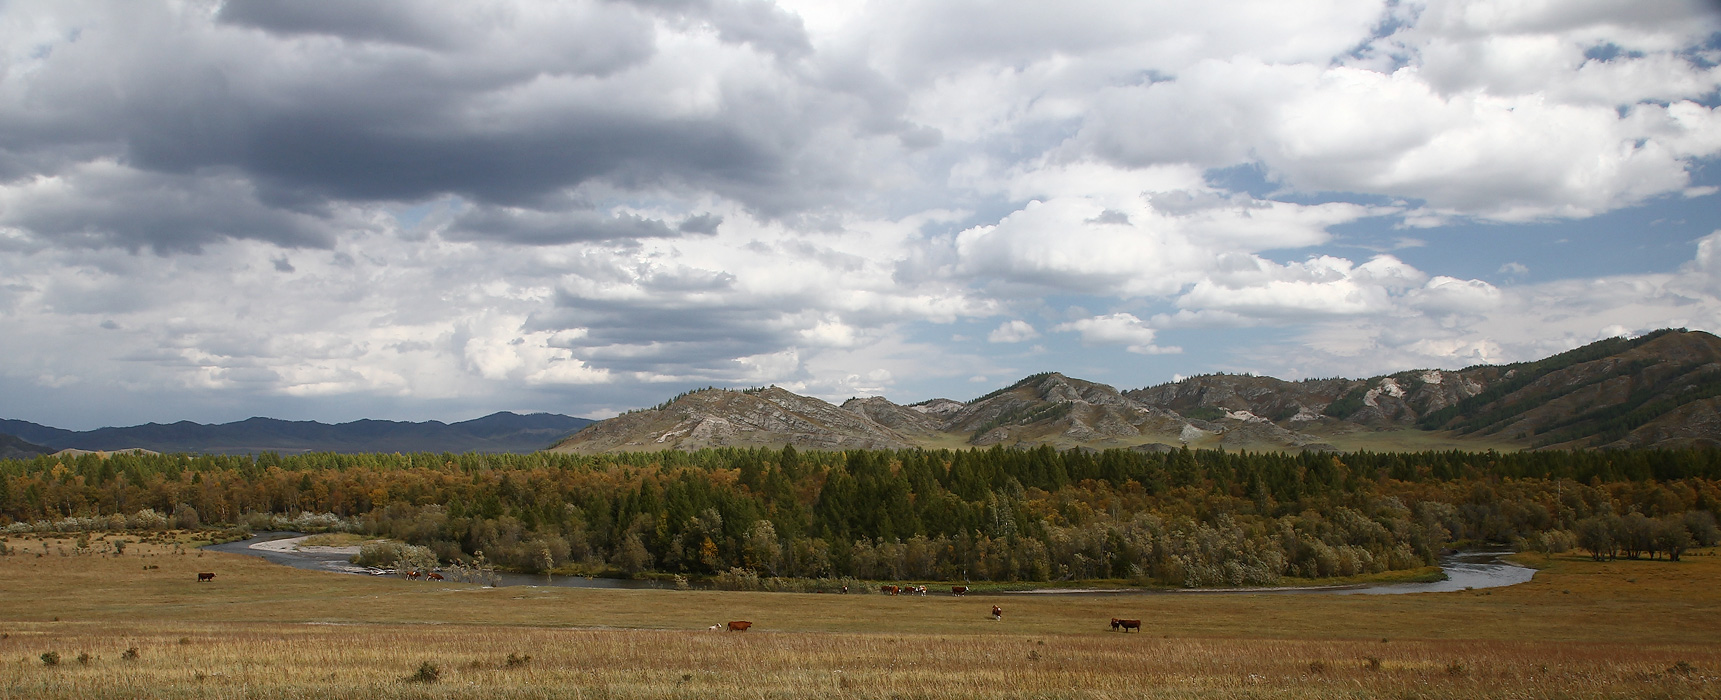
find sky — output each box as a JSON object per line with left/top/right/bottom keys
{"left": 1, "top": 0, "right": 1720, "bottom": 429}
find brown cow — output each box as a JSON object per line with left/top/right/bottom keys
{"left": 1110, "top": 618, "right": 1142, "bottom": 632}
{"left": 196, "top": 572, "right": 215, "bottom": 582}
{"left": 991, "top": 605, "right": 1003, "bottom": 621}
{"left": 726, "top": 621, "right": 753, "bottom": 632}
{"left": 427, "top": 572, "right": 445, "bottom": 581}
{"left": 951, "top": 585, "right": 967, "bottom": 596}
{"left": 881, "top": 585, "right": 898, "bottom": 595}
{"left": 406, "top": 571, "right": 421, "bottom": 580}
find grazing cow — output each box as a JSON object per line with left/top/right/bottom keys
{"left": 709, "top": 624, "right": 722, "bottom": 631}
{"left": 841, "top": 585, "right": 849, "bottom": 594}
{"left": 727, "top": 621, "right": 753, "bottom": 632}
{"left": 951, "top": 586, "right": 968, "bottom": 596}
{"left": 991, "top": 605, "right": 1003, "bottom": 621}
{"left": 881, "top": 585, "right": 898, "bottom": 595}
{"left": 1110, "top": 618, "right": 1142, "bottom": 632}
{"left": 406, "top": 571, "right": 422, "bottom": 580}
{"left": 427, "top": 573, "right": 444, "bottom": 581}
{"left": 196, "top": 572, "right": 215, "bottom": 583}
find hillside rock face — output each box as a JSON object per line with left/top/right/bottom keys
{"left": 552, "top": 388, "right": 917, "bottom": 453}
{"left": 550, "top": 329, "right": 1721, "bottom": 453}
{"left": 840, "top": 397, "right": 945, "bottom": 438}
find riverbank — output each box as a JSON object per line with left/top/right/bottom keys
{"left": 206, "top": 531, "right": 1533, "bottom": 596}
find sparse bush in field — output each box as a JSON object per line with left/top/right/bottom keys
{"left": 1363, "top": 656, "right": 1382, "bottom": 671}
{"left": 1445, "top": 661, "right": 1467, "bottom": 677}
{"left": 122, "top": 647, "right": 139, "bottom": 661}
{"left": 351, "top": 542, "right": 437, "bottom": 571}
{"left": 408, "top": 661, "right": 441, "bottom": 683}
{"left": 505, "top": 652, "right": 531, "bottom": 668}
{"left": 1669, "top": 660, "right": 1696, "bottom": 677}
{"left": 41, "top": 651, "right": 60, "bottom": 666}
{"left": 128, "top": 509, "right": 170, "bottom": 530}
{"left": 1307, "top": 660, "right": 1327, "bottom": 674}
{"left": 714, "top": 567, "right": 762, "bottom": 591}
{"left": 170, "top": 504, "right": 200, "bottom": 530}
{"left": 1523, "top": 529, "right": 1576, "bottom": 554}
{"left": 76, "top": 652, "right": 91, "bottom": 665}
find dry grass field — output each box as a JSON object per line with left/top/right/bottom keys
{"left": 1, "top": 533, "right": 1717, "bottom": 698}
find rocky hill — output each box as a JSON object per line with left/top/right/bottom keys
{"left": 553, "top": 329, "right": 1721, "bottom": 453}
{"left": 557, "top": 387, "right": 917, "bottom": 453}
{"left": 0, "top": 412, "right": 593, "bottom": 456}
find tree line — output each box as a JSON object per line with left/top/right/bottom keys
{"left": 1, "top": 446, "right": 1718, "bottom": 586}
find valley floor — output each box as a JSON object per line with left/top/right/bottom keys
{"left": 0, "top": 535, "right": 1717, "bottom": 698}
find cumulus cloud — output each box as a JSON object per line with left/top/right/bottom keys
{"left": 1054, "top": 313, "right": 1180, "bottom": 355}
{"left": 987, "top": 320, "right": 1039, "bottom": 343}
{"left": 1, "top": 0, "right": 1718, "bottom": 425}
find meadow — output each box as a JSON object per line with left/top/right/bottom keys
{"left": 0, "top": 533, "right": 1717, "bottom": 698}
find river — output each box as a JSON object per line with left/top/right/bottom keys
{"left": 205, "top": 532, "right": 1535, "bottom": 595}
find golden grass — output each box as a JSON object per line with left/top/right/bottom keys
{"left": 1, "top": 534, "right": 1718, "bottom": 698}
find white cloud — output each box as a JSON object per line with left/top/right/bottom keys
{"left": 1054, "top": 313, "right": 1181, "bottom": 355}
{"left": 988, "top": 320, "right": 1040, "bottom": 343}
{"left": 1, "top": 0, "right": 1719, "bottom": 425}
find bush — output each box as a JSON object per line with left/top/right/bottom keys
{"left": 409, "top": 661, "right": 441, "bottom": 683}
{"left": 351, "top": 542, "right": 437, "bottom": 571}
{"left": 41, "top": 651, "right": 60, "bottom": 666}
{"left": 171, "top": 504, "right": 200, "bottom": 530}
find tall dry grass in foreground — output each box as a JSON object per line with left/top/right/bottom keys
{"left": 3, "top": 622, "right": 1715, "bottom": 699}
{"left": 0, "top": 534, "right": 1718, "bottom": 698}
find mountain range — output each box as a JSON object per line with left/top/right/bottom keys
{"left": 0, "top": 412, "right": 593, "bottom": 456}
{"left": 551, "top": 328, "right": 1721, "bottom": 454}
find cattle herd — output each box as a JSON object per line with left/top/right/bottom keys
{"left": 188, "top": 572, "right": 1143, "bottom": 633}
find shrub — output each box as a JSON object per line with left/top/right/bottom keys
{"left": 41, "top": 651, "right": 60, "bottom": 666}
{"left": 171, "top": 504, "right": 200, "bottom": 530}
{"left": 351, "top": 542, "right": 437, "bottom": 571}
{"left": 505, "top": 652, "right": 531, "bottom": 668}
{"left": 409, "top": 661, "right": 441, "bottom": 683}
{"left": 122, "top": 647, "right": 139, "bottom": 661}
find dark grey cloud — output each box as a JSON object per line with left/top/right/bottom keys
{"left": 449, "top": 209, "right": 682, "bottom": 245}
{"left": 1086, "top": 209, "right": 1130, "bottom": 225}
{"left": 217, "top": 0, "right": 464, "bottom": 49}
{"left": 678, "top": 213, "right": 723, "bottom": 234}
{"left": 0, "top": 167, "right": 340, "bottom": 253}
{"left": 544, "top": 278, "right": 803, "bottom": 374}
{"left": 0, "top": 1, "right": 868, "bottom": 252}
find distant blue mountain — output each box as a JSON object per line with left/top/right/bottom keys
{"left": 0, "top": 412, "right": 593, "bottom": 456}
{"left": 0, "top": 432, "right": 52, "bottom": 460}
